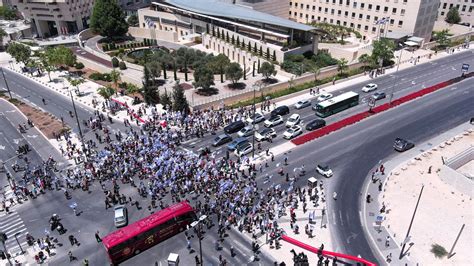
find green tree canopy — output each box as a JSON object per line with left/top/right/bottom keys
{"left": 208, "top": 54, "right": 230, "bottom": 82}
{"left": 127, "top": 14, "right": 139, "bottom": 26}
{"left": 371, "top": 38, "right": 395, "bottom": 67}
{"left": 434, "top": 29, "right": 451, "bottom": 49}
{"left": 0, "top": 6, "right": 18, "bottom": 20}
{"left": 7, "top": 42, "right": 31, "bottom": 65}
{"left": 259, "top": 62, "right": 277, "bottom": 81}
{"left": 142, "top": 65, "right": 160, "bottom": 105}
{"left": 445, "top": 8, "right": 461, "bottom": 24}
{"left": 193, "top": 66, "right": 214, "bottom": 91}
{"left": 225, "top": 62, "right": 243, "bottom": 85}
{"left": 97, "top": 86, "right": 115, "bottom": 100}
{"left": 172, "top": 81, "right": 189, "bottom": 112}
{"left": 337, "top": 58, "right": 349, "bottom": 75}
{"left": 161, "top": 89, "right": 172, "bottom": 109}
{"left": 90, "top": 0, "right": 128, "bottom": 39}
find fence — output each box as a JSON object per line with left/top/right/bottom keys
{"left": 422, "top": 31, "right": 473, "bottom": 49}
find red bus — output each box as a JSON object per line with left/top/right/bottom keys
{"left": 102, "top": 201, "right": 197, "bottom": 265}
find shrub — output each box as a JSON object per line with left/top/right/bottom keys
{"left": 118, "top": 82, "right": 128, "bottom": 89}
{"left": 119, "top": 61, "right": 127, "bottom": 70}
{"left": 431, "top": 244, "right": 448, "bottom": 259}
{"left": 89, "top": 72, "right": 102, "bottom": 80}
{"left": 111, "top": 57, "right": 119, "bottom": 68}
{"left": 101, "top": 73, "right": 112, "bottom": 82}
{"left": 75, "top": 62, "right": 85, "bottom": 69}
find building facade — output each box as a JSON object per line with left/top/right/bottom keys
{"left": 219, "top": 0, "right": 290, "bottom": 18}
{"left": 10, "top": 0, "right": 93, "bottom": 38}
{"left": 134, "top": 0, "right": 320, "bottom": 64}
{"left": 289, "top": 0, "right": 440, "bottom": 42}
{"left": 437, "top": 0, "right": 473, "bottom": 25}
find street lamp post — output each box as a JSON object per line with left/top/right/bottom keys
{"left": 1, "top": 67, "right": 13, "bottom": 99}
{"left": 68, "top": 88, "right": 87, "bottom": 161}
{"left": 190, "top": 215, "right": 207, "bottom": 265}
{"left": 14, "top": 232, "right": 24, "bottom": 254}
{"left": 399, "top": 184, "right": 424, "bottom": 259}
{"left": 390, "top": 45, "right": 405, "bottom": 105}
{"left": 0, "top": 231, "right": 12, "bottom": 266}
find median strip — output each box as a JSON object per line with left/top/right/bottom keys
{"left": 292, "top": 72, "right": 473, "bottom": 145}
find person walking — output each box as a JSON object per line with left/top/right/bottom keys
{"left": 95, "top": 231, "right": 102, "bottom": 242}
{"left": 68, "top": 251, "right": 76, "bottom": 261}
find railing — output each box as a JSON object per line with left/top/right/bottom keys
{"left": 445, "top": 146, "right": 474, "bottom": 171}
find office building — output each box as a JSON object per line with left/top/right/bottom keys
{"left": 437, "top": 0, "right": 473, "bottom": 25}
{"left": 219, "top": 0, "right": 289, "bottom": 18}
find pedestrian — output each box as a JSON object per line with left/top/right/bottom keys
{"left": 83, "top": 259, "right": 89, "bottom": 266}
{"left": 69, "top": 235, "right": 75, "bottom": 246}
{"left": 385, "top": 236, "right": 390, "bottom": 247}
{"left": 332, "top": 192, "right": 337, "bottom": 200}
{"left": 195, "top": 255, "right": 200, "bottom": 265}
{"left": 68, "top": 251, "right": 76, "bottom": 261}
{"left": 378, "top": 181, "right": 383, "bottom": 192}
{"left": 95, "top": 231, "right": 102, "bottom": 242}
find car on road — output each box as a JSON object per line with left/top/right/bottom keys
{"left": 372, "top": 91, "right": 386, "bottom": 100}
{"left": 271, "top": 105, "right": 290, "bottom": 116}
{"left": 246, "top": 112, "right": 265, "bottom": 124}
{"left": 237, "top": 126, "right": 255, "bottom": 137}
{"left": 317, "top": 92, "right": 333, "bottom": 102}
{"left": 114, "top": 205, "right": 128, "bottom": 227}
{"left": 212, "top": 134, "right": 232, "bottom": 147}
{"left": 224, "top": 120, "right": 246, "bottom": 134}
{"left": 393, "top": 138, "right": 415, "bottom": 152}
{"left": 316, "top": 164, "right": 333, "bottom": 177}
{"left": 264, "top": 115, "right": 284, "bottom": 127}
{"left": 305, "top": 119, "right": 326, "bottom": 131}
{"left": 294, "top": 99, "right": 311, "bottom": 109}
{"left": 227, "top": 137, "right": 248, "bottom": 151}
{"left": 234, "top": 142, "right": 253, "bottom": 157}
{"left": 255, "top": 128, "right": 277, "bottom": 141}
{"left": 283, "top": 125, "right": 303, "bottom": 139}
{"left": 362, "top": 83, "right": 378, "bottom": 93}
{"left": 286, "top": 114, "right": 301, "bottom": 127}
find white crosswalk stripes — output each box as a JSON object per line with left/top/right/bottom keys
{"left": 0, "top": 211, "right": 29, "bottom": 256}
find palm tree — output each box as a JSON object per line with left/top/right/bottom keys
{"left": 337, "top": 58, "right": 349, "bottom": 75}
{"left": 109, "top": 69, "right": 121, "bottom": 95}
{"left": 97, "top": 86, "right": 115, "bottom": 101}
{"left": 67, "top": 77, "right": 84, "bottom": 95}
{"left": 310, "top": 65, "right": 320, "bottom": 83}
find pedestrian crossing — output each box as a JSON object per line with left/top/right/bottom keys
{"left": 0, "top": 210, "right": 29, "bottom": 256}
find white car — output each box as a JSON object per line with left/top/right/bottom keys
{"left": 316, "top": 164, "right": 333, "bottom": 177}
{"left": 264, "top": 115, "right": 284, "bottom": 127}
{"left": 362, "top": 83, "right": 378, "bottom": 92}
{"left": 283, "top": 125, "right": 303, "bottom": 139}
{"left": 234, "top": 142, "right": 253, "bottom": 157}
{"left": 294, "top": 99, "right": 311, "bottom": 109}
{"left": 317, "top": 92, "right": 333, "bottom": 101}
{"left": 286, "top": 114, "right": 301, "bottom": 127}
{"left": 237, "top": 125, "right": 254, "bottom": 137}
{"left": 114, "top": 205, "right": 128, "bottom": 227}
{"left": 246, "top": 112, "right": 265, "bottom": 124}
{"left": 255, "top": 128, "right": 277, "bottom": 142}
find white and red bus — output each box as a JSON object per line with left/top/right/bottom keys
{"left": 102, "top": 201, "right": 196, "bottom": 265}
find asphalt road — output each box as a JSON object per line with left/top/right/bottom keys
{"left": 183, "top": 50, "right": 474, "bottom": 156}
{"left": 252, "top": 77, "right": 474, "bottom": 263}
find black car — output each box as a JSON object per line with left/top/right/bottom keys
{"left": 271, "top": 105, "right": 290, "bottom": 116}
{"left": 212, "top": 134, "right": 232, "bottom": 147}
{"left": 224, "top": 120, "right": 246, "bottom": 134}
{"left": 393, "top": 138, "right": 415, "bottom": 152}
{"left": 372, "top": 92, "right": 386, "bottom": 100}
{"left": 305, "top": 119, "right": 326, "bottom": 131}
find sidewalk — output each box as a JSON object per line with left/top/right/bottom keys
{"left": 361, "top": 122, "right": 473, "bottom": 265}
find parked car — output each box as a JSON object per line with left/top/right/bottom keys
{"left": 393, "top": 138, "right": 415, "bottom": 152}
{"left": 317, "top": 92, "right": 333, "bottom": 102}
{"left": 362, "top": 83, "right": 378, "bottom": 92}
{"left": 316, "top": 164, "right": 333, "bottom": 177}
{"left": 114, "top": 205, "right": 128, "bottom": 227}
{"left": 234, "top": 142, "right": 253, "bottom": 157}
{"left": 224, "top": 120, "right": 246, "bottom": 134}
{"left": 372, "top": 91, "right": 386, "bottom": 100}
{"left": 286, "top": 114, "right": 301, "bottom": 127}
{"left": 264, "top": 115, "right": 284, "bottom": 127}
{"left": 255, "top": 128, "right": 277, "bottom": 142}
{"left": 305, "top": 119, "right": 326, "bottom": 131}
{"left": 212, "top": 134, "right": 232, "bottom": 147}
{"left": 271, "top": 105, "right": 290, "bottom": 116}
{"left": 246, "top": 112, "right": 265, "bottom": 124}
{"left": 237, "top": 125, "right": 255, "bottom": 137}
{"left": 294, "top": 99, "right": 311, "bottom": 109}
{"left": 283, "top": 125, "right": 303, "bottom": 139}
{"left": 227, "top": 137, "right": 248, "bottom": 151}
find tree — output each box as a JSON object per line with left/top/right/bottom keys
{"left": 259, "top": 62, "right": 277, "bottom": 81}
{"left": 172, "top": 81, "right": 189, "bottom": 113}
{"left": 90, "top": 0, "right": 128, "bottom": 39}
{"left": 39, "top": 52, "right": 55, "bottom": 81}
{"left": 109, "top": 69, "right": 121, "bottom": 90}
{"left": 225, "top": 62, "right": 243, "bottom": 86}
{"left": 445, "top": 8, "right": 461, "bottom": 24}
{"left": 161, "top": 89, "right": 172, "bottom": 109}
{"left": 142, "top": 65, "right": 160, "bottom": 105}
{"left": 371, "top": 38, "right": 395, "bottom": 68}
{"left": 193, "top": 66, "right": 214, "bottom": 91}
{"left": 6, "top": 42, "right": 31, "bottom": 65}
{"left": 97, "top": 86, "right": 115, "bottom": 101}
{"left": 310, "top": 65, "right": 320, "bottom": 82}
{"left": 434, "top": 29, "right": 451, "bottom": 49}
{"left": 68, "top": 77, "right": 85, "bottom": 94}
{"left": 0, "top": 28, "right": 7, "bottom": 49}
{"left": 209, "top": 54, "right": 230, "bottom": 83}
{"left": 127, "top": 14, "right": 139, "bottom": 26}
{"left": 146, "top": 60, "right": 161, "bottom": 85}
{"left": 337, "top": 58, "right": 348, "bottom": 75}
{"left": 0, "top": 6, "right": 18, "bottom": 20}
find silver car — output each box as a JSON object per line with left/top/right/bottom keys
{"left": 114, "top": 205, "right": 128, "bottom": 227}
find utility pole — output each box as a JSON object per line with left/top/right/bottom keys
{"left": 14, "top": 232, "right": 24, "bottom": 254}
{"left": 69, "top": 89, "right": 87, "bottom": 161}
{"left": 0, "top": 231, "right": 12, "bottom": 266}
{"left": 1, "top": 68, "right": 13, "bottom": 99}
{"left": 447, "top": 224, "right": 465, "bottom": 259}
{"left": 399, "top": 184, "right": 424, "bottom": 259}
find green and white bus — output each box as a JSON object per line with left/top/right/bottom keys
{"left": 315, "top": 91, "right": 359, "bottom": 117}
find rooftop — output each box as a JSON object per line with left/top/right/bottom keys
{"left": 159, "top": 0, "right": 316, "bottom": 32}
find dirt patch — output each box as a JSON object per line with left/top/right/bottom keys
{"left": 3, "top": 97, "right": 69, "bottom": 139}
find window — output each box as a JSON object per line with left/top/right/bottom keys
{"left": 346, "top": 0, "right": 350, "bottom": 6}
{"left": 372, "top": 27, "right": 376, "bottom": 32}
{"left": 330, "top": 18, "right": 333, "bottom": 23}
{"left": 392, "top": 8, "right": 397, "bottom": 14}
{"left": 357, "top": 24, "right": 361, "bottom": 29}
{"left": 353, "top": 2, "right": 357, "bottom": 8}
{"left": 325, "top": 8, "right": 328, "bottom": 13}
{"left": 319, "top": 7, "right": 322, "bottom": 11}
{"left": 312, "top": 15, "right": 315, "bottom": 19}
{"left": 361, "top": 3, "right": 365, "bottom": 9}
{"left": 289, "top": 11, "right": 292, "bottom": 15}
{"left": 338, "top": 10, "right": 342, "bottom": 15}
{"left": 331, "top": 8, "right": 335, "bottom": 14}
{"left": 351, "top": 12, "right": 356, "bottom": 18}
{"left": 401, "top": 9, "right": 405, "bottom": 15}
{"left": 366, "top": 15, "right": 370, "bottom": 20}
{"left": 368, "top": 4, "right": 372, "bottom": 10}
{"left": 300, "top": 3, "right": 303, "bottom": 8}
{"left": 350, "top": 22, "right": 354, "bottom": 28}
{"left": 384, "top": 6, "right": 388, "bottom": 12}
{"left": 376, "top": 5, "right": 380, "bottom": 11}
{"left": 359, "top": 13, "right": 363, "bottom": 19}
{"left": 390, "top": 19, "right": 394, "bottom": 25}
{"left": 312, "top": 5, "right": 316, "bottom": 10}
{"left": 403, "top": 0, "right": 407, "bottom": 3}
{"left": 337, "top": 20, "right": 340, "bottom": 25}
{"left": 398, "top": 21, "right": 403, "bottom": 26}
{"left": 317, "top": 16, "right": 321, "bottom": 21}
{"left": 343, "top": 21, "right": 347, "bottom": 26}
{"left": 364, "top": 25, "right": 368, "bottom": 31}
{"left": 442, "top": 3, "right": 447, "bottom": 9}
{"left": 462, "top": 5, "right": 466, "bottom": 11}
{"left": 344, "top": 11, "right": 348, "bottom": 16}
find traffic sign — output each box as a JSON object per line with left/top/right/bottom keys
{"left": 461, "top": 64, "right": 469, "bottom": 73}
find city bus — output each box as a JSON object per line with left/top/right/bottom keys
{"left": 314, "top": 91, "right": 359, "bottom": 117}
{"left": 102, "top": 201, "right": 196, "bottom": 265}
